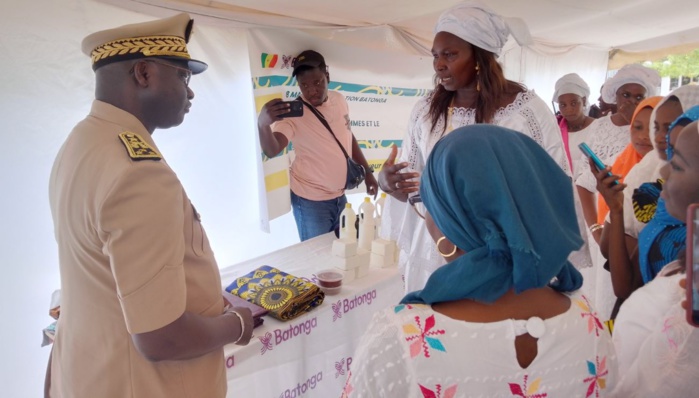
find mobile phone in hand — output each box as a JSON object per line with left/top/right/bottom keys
{"left": 578, "top": 142, "right": 618, "bottom": 185}
{"left": 279, "top": 100, "right": 303, "bottom": 118}
{"left": 686, "top": 203, "right": 699, "bottom": 327}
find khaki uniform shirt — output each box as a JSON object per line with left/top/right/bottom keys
{"left": 49, "top": 101, "right": 226, "bottom": 398}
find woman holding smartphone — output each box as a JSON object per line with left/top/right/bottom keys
{"left": 610, "top": 116, "right": 699, "bottom": 397}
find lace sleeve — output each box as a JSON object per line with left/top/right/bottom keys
{"left": 497, "top": 91, "right": 570, "bottom": 175}
{"left": 343, "top": 309, "right": 414, "bottom": 398}
{"left": 399, "top": 97, "right": 430, "bottom": 169}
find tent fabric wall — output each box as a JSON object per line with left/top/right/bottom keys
{"left": 501, "top": 44, "right": 610, "bottom": 111}
{"left": 99, "top": 0, "right": 699, "bottom": 55}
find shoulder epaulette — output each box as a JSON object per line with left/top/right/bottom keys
{"left": 118, "top": 132, "right": 161, "bottom": 161}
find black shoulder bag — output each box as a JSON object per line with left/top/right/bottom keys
{"left": 299, "top": 98, "right": 366, "bottom": 190}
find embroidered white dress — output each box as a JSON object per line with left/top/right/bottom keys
{"left": 568, "top": 125, "right": 595, "bottom": 181}
{"left": 574, "top": 114, "right": 631, "bottom": 320}
{"left": 343, "top": 292, "right": 617, "bottom": 397}
{"left": 574, "top": 115, "right": 630, "bottom": 193}
{"left": 611, "top": 264, "right": 699, "bottom": 397}
{"left": 381, "top": 91, "right": 588, "bottom": 293}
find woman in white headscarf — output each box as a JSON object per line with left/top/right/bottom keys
{"left": 575, "top": 64, "right": 661, "bottom": 246}
{"left": 553, "top": 73, "right": 595, "bottom": 177}
{"left": 377, "top": 1, "right": 573, "bottom": 293}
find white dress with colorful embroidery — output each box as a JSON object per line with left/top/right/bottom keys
{"left": 381, "top": 91, "right": 592, "bottom": 294}
{"left": 611, "top": 264, "right": 699, "bottom": 397}
{"left": 343, "top": 292, "right": 617, "bottom": 398}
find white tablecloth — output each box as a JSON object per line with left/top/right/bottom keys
{"left": 220, "top": 233, "right": 405, "bottom": 398}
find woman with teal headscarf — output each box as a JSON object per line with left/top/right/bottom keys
{"left": 344, "top": 125, "right": 616, "bottom": 397}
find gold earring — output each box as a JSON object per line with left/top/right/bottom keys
{"left": 436, "top": 236, "right": 458, "bottom": 258}
{"left": 475, "top": 63, "right": 481, "bottom": 92}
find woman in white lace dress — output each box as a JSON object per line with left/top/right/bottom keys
{"left": 574, "top": 65, "right": 661, "bottom": 321}
{"left": 377, "top": 2, "right": 571, "bottom": 293}
{"left": 552, "top": 73, "right": 596, "bottom": 178}
{"left": 575, "top": 64, "right": 661, "bottom": 245}
{"left": 344, "top": 126, "right": 616, "bottom": 398}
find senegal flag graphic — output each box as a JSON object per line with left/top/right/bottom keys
{"left": 261, "top": 53, "right": 278, "bottom": 68}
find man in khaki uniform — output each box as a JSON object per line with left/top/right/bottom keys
{"left": 47, "top": 13, "right": 253, "bottom": 398}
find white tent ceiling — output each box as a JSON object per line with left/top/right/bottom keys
{"left": 102, "top": 0, "right": 699, "bottom": 56}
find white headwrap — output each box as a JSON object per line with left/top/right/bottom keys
{"left": 552, "top": 73, "right": 591, "bottom": 103}
{"left": 649, "top": 85, "right": 699, "bottom": 145}
{"left": 434, "top": 1, "right": 532, "bottom": 56}
{"left": 601, "top": 64, "right": 661, "bottom": 104}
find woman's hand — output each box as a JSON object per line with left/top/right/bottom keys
{"left": 378, "top": 145, "right": 419, "bottom": 201}
{"left": 364, "top": 172, "right": 378, "bottom": 198}
{"left": 592, "top": 163, "right": 627, "bottom": 213}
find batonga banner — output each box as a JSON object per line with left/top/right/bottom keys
{"left": 246, "top": 28, "right": 433, "bottom": 231}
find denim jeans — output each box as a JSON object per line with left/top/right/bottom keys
{"left": 290, "top": 191, "right": 347, "bottom": 241}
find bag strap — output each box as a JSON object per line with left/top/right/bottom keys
{"left": 299, "top": 98, "right": 350, "bottom": 160}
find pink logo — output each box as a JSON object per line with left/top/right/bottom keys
{"left": 335, "top": 356, "right": 353, "bottom": 378}
{"left": 261, "top": 318, "right": 319, "bottom": 355}
{"left": 279, "top": 371, "right": 323, "bottom": 397}
{"left": 332, "top": 300, "right": 343, "bottom": 321}
{"left": 335, "top": 358, "right": 345, "bottom": 378}
{"left": 333, "top": 290, "right": 377, "bottom": 322}
{"left": 259, "top": 332, "right": 273, "bottom": 355}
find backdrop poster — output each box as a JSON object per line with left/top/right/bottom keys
{"left": 246, "top": 28, "right": 433, "bottom": 231}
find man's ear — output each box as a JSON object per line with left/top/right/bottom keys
{"left": 131, "top": 61, "right": 151, "bottom": 87}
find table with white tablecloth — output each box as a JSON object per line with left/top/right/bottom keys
{"left": 219, "top": 233, "right": 405, "bottom": 398}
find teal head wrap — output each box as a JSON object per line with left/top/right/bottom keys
{"left": 402, "top": 125, "right": 583, "bottom": 304}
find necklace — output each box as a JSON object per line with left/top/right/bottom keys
{"left": 568, "top": 117, "right": 588, "bottom": 132}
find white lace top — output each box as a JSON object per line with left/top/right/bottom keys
{"left": 574, "top": 115, "right": 630, "bottom": 193}
{"left": 381, "top": 91, "right": 574, "bottom": 293}
{"left": 343, "top": 292, "right": 617, "bottom": 397}
{"left": 611, "top": 264, "right": 699, "bottom": 397}
{"left": 568, "top": 126, "right": 595, "bottom": 181}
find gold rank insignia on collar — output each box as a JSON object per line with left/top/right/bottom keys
{"left": 118, "top": 132, "right": 162, "bottom": 161}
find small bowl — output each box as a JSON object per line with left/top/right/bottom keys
{"left": 317, "top": 269, "right": 343, "bottom": 295}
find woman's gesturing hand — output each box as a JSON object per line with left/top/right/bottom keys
{"left": 378, "top": 145, "right": 420, "bottom": 201}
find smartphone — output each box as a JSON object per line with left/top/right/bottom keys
{"left": 578, "top": 142, "right": 618, "bottom": 185}
{"left": 278, "top": 100, "right": 303, "bottom": 118}
{"left": 686, "top": 203, "right": 699, "bottom": 327}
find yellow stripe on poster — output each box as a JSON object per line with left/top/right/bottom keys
{"left": 254, "top": 93, "right": 283, "bottom": 114}
{"left": 265, "top": 169, "right": 289, "bottom": 192}
{"left": 368, "top": 159, "right": 385, "bottom": 173}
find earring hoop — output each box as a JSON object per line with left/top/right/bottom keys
{"left": 436, "top": 236, "right": 458, "bottom": 258}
